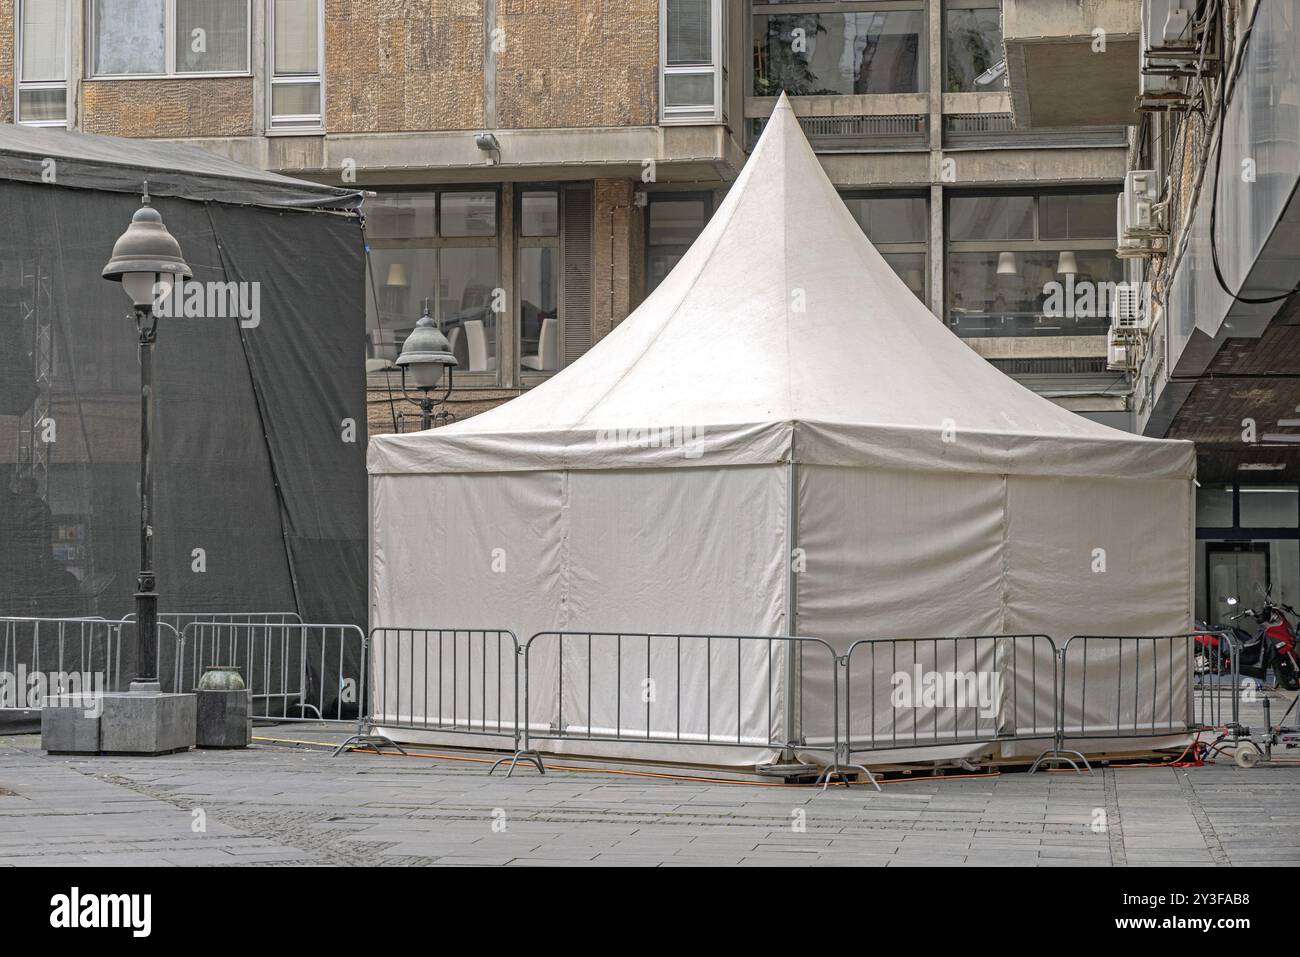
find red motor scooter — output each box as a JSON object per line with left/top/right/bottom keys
{"left": 1195, "top": 594, "right": 1300, "bottom": 691}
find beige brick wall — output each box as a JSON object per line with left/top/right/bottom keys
{"left": 367, "top": 387, "right": 517, "bottom": 437}
{"left": 592, "top": 178, "right": 644, "bottom": 342}
{"left": 82, "top": 79, "right": 255, "bottom": 137}
{"left": 496, "top": 0, "right": 658, "bottom": 129}
{"left": 326, "top": 0, "right": 486, "bottom": 133}
{"left": 0, "top": 3, "right": 13, "bottom": 124}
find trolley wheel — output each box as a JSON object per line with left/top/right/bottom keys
{"left": 1235, "top": 742, "right": 1262, "bottom": 769}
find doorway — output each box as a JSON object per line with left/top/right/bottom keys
{"left": 1206, "top": 543, "right": 1270, "bottom": 625}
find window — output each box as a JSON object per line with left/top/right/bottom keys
{"left": 945, "top": 190, "right": 1124, "bottom": 339}
{"left": 944, "top": 3, "right": 1006, "bottom": 92}
{"left": 89, "top": 0, "right": 250, "bottom": 77}
{"left": 646, "top": 193, "right": 713, "bottom": 293}
{"left": 660, "top": 0, "right": 724, "bottom": 123}
{"left": 518, "top": 191, "right": 561, "bottom": 375}
{"left": 842, "top": 193, "right": 928, "bottom": 301}
{"left": 753, "top": 2, "right": 925, "bottom": 96}
{"left": 17, "top": 0, "right": 69, "bottom": 126}
{"left": 270, "top": 0, "right": 324, "bottom": 131}
{"left": 365, "top": 190, "right": 500, "bottom": 379}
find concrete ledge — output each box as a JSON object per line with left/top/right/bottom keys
{"left": 42, "top": 693, "right": 196, "bottom": 756}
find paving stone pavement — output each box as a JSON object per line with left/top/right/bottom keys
{"left": 1, "top": 727, "right": 1299, "bottom": 867}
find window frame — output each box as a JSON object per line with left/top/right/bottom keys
{"left": 750, "top": 0, "right": 929, "bottom": 99}
{"left": 516, "top": 187, "right": 564, "bottom": 383}
{"left": 644, "top": 190, "right": 715, "bottom": 294}
{"left": 841, "top": 189, "right": 930, "bottom": 301}
{"left": 944, "top": 187, "right": 1125, "bottom": 339}
{"left": 86, "top": 0, "right": 252, "bottom": 80}
{"left": 16, "top": 0, "right": 72, "bottom": 127}
{"left": 365, "top": 187, "right": 503, "bottom": 389}
{"left": 942, "top": 0, "right": 1007, "bottom": 94}
{"left": 659, "top": 0, "right": 725, "bottom": 125}
{"left": 267, "top": 0, "right": 325, "bottom": 134}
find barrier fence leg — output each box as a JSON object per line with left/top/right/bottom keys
{"left": 1028, "top": 649, "right": 1093, "bottom": 775}
{"left": 487, "top": 646, "right": 545, "bottom": 777}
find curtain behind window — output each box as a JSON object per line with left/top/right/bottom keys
{"left": 667, "top": 0, "right": 712, "bottom": 66}
{"left": 274, "top": 0, "right": 320, "bottom": 74}
{"left": 20, "top": 0, "right": 68, "bottom": 82}
{"left": 175, "top": 0, "right": 249, "bottom": 73}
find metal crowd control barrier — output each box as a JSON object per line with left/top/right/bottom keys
{"left": 1192, "top": 628, "right": 1240, "bottom": 733}
{"left": 1031, "top": 634, "right": 1198, "bottom": 773}
{"left": 335, "top": 628, "right": 522, "bottom": 758}
{"left": 494, "top": 631, "right": 862, "bottom": 787}
{"left": 180, "top": 621, "right": 366, "bottom": 726}
{"left": 843, "top": 635, "right": 1061, "bottom": 779}
{"left": 122, "top": 612, "right": 302, "bottom": 693}
{"left": 0, "top": 616, "right": 182, "bottom": 708}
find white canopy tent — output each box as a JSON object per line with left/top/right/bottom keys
{"left": 369, "top": 95, "right": 1195, "bottom": 767}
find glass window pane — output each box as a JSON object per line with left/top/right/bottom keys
{"left": 274, "top": 0, "right": 320, "bottom": 74}
{"left": 882, "top": 252, "right": 926, "bottom": 301}
{"left": 366, "top": 249, "right": 437, "bottom": 367}
{"left": 520, "top": 191, "right": 559, "bottom": 237}
{"left": 520, "top": 247, "right": 560, "bottom": 373}
{"left": 440, "top": 248, "right": 500, "bottom": 372}
{"left": 946, "top": 250, "right": 1119, "bottom": 337}
{"left": 271, "top": 81, "right": 321, "bottom": 120}
{"left": 664, "top": 72, "right": 716, "bottom": 109}
{"left": 18, "top": 87, "right": 67, "bottom": 123}
{"left": 843, "top": 195, "right": 927, "bottom": 244}
{"left": 21, "top": 0, "right": 68, "bottom": 82}
{"left": 175, "top": 0, "right": 249, "bottom": 73}
{"left": 440, "top": 192, "right": 497, "bottom": 237}
{"left": 944, "top": 6, "right": 1004, "bottom": 92}
{"left": 1197, "top": 487, "right": 1235, "bottom": 527}
{"left": 367, "top": 193, "right": 438, "bottom": 239}
{"left": 93, "top": 0, "right": 165, "bottom": 75}
{"left": 1240, "top": 487, "right": 1299, "bottom": 528}
{"left": 753, "top": 12, "right": 923, "bottom": 96}
{"left": 649, "top": 198, "right": 707, "bottom": 246}
{"left": 948, "top": 194, "right": 1035, "bottom": 241}
{"left": 667, "top": 0, "right": 712, "bottom": 66}
{"left": 1040, "top": 192, "right": 1121, "bottom": 240}
{"left": 648, "top": 250, "right": 686, "bottom": 293}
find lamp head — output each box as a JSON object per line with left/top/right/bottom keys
{"left": 102, "top": 186, "right": 192, "bottom": 309}
{"left": 395, "top": 305, "right": 458, "bottom": 390}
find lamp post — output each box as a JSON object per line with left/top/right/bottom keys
{"left": 101, "top": 187, "right": 191, "bottom": 693}
{"left": 395, "top": 301, "right": 458, "bottom": 431}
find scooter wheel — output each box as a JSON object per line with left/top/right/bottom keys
{"left": 1235, "top": 742, "right": 1262, "bottom": 769}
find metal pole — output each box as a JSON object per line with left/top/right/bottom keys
{"left": 133, "top": 305, "right": 159, "bottom": 691}
{"left": 419, "top": 394, "right": 433, "bottom": 431}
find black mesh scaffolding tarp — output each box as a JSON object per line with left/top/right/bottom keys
{"left": 0, "top": 132, "right": 367, "bottom": 643}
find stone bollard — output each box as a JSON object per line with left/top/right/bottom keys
{"left": 195, "top": 666, "right": 252, "bottom": 749}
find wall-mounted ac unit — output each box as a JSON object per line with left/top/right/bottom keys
{"left": 1107, "top": 327, "right": 1134, "bottom": 371}
{"left": 1143, "top": 0, "right": 1194, "bottom": 56}
{"left": 1111, "top": 282, "right": 1150, "bottom": 333}
{"left": 1117, "top": 194, "right": 1155, "bottom": 259}
{"left": 1124, "top": 170, "right": 1161, "bottom": 234}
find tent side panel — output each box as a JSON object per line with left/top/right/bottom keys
{"left": 370, "top": 465, "right": 789, "bottom": 766}
{"left": 1001, "top": 474, "right": 1195, "bottom": 756}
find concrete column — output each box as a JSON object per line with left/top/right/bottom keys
{"left": 593, "top": 179, "right": 642, "bottom": 342}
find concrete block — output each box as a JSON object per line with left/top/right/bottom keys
{"left": 41, "top": 695, "right": 102, "bottom": 754}
{"left": 196, "top": 689, "right": 252, "bottom": 749}
{"left": 98, "top": 693, "right": 197, "bottom": 755}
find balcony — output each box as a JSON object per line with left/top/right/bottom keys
{"left": 1002, "top": 0, "right": 1142, "bottom": 128}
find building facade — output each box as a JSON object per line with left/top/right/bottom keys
{"left": 1003, "top": 0, "right": 1300, "bottom": 622}
{"left": 5, "top": 0, "right": 1135, "bottom": 438}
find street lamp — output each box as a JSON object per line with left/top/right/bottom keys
{"left": 395, "top": 300, "right": 458, "bottom": 431}
{"left": 102, "top": 186, "right": 191, "bottom": 693}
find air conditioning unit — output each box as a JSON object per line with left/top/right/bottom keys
{"left": 1111, "top": 282, "right": 1150, "bottom": 333}
{"left": 1143, "top": 0, "right": 1194, "bottom": 56}
{"left": 1117, "top": 194, "right": 1154, "bottom": 259}
{"left": 1124, "top": 170, "right": 1161, "bottom": 234}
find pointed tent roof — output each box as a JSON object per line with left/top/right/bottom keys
{"left": 370, "top": 94, "right": 1193, "bottom": 480}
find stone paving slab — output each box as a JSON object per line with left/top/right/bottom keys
{"left": 1, "top": 726, "right": 1299, "bottom": 866}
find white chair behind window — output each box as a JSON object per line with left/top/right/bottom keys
{"left": 465, "top": 319, "right": 496, "bottom": 372}
{"left": 521, "top": 316, "right": 558, "bottom": 372}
